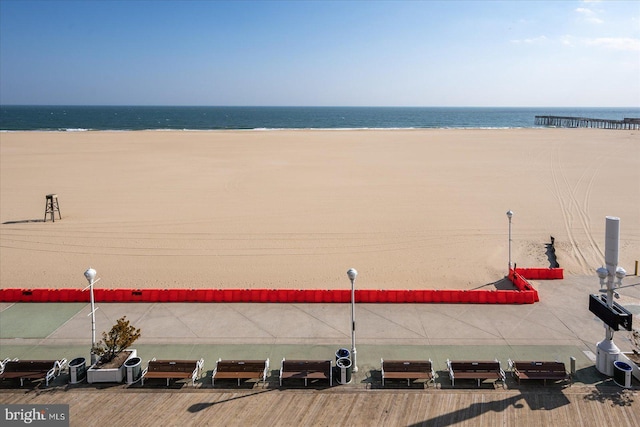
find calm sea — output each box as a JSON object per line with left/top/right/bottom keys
{"left": 1, "top": 106, "right": 638, "bottom": 131}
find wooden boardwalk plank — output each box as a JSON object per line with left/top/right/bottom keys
{"left": 0, "top": 387, "right": 638, "bottom": 426}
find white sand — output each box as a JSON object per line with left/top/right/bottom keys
{"left": 1, "top": 129, "right": 638, "bottom": 289}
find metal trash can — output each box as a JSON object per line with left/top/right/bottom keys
{"left": 613, "top": 361, "right": 633, "bottom": 388}
{"left": 336, "top": 348, "right": 350, "bottom": 362}
{"left": 69, "top": 357, "right": 86, "bottom": 384}
{"left": 336, "top": 357, "right": 352, "bottom": 385}
{"left": 124, "top": 357, "right": 142, "bottom": 385}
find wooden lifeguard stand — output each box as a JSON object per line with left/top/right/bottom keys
{"left": 44, "top": 194, "right": 61, "bottom": 222}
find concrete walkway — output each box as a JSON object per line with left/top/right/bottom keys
{"left": 1, "top": 275, "right": 639, "bottom": 388}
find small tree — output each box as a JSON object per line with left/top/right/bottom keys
{"left": 92, "top": 316, "right": 141, "bottom": 363}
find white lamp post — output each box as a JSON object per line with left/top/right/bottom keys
{"left": 347, "top": 268, "right": 358, "bottom": 373}
{"left": 506, "top": 210, "right": 513, "bottom": 272}
{"left": 83, "top": 268, "right": 100, "bottom": 364}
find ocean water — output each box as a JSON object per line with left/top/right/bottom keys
{"left": 0, "top": 106, "right": 638, "bottom": 131}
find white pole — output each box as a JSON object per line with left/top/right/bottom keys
{"left": 595, "top": 217, "right": 622, "bottom": 376}
{"left": 347, "top": 268, "right": 358, "bottom": 373}
{"left": 90, "top": 280, "right": 96, "bottom": 349}
{"left": 604, "top": 217, "right": 620, "bottom": 339}
{"left": 84, "top": 268, "right": 99, "bottom": 365}
{"left": 506, "top": 210, "right": 513, "bottom": 272}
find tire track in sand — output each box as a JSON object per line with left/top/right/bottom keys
{"left": 549, "top": 141, "right": 604, "bottom": 271}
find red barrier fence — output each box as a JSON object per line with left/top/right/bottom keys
{"left": 1, "top": 287, "right": 538, "bottom": 304}
{"left": 0, "top": 268, "right": 561, "bottom": 304}
{"left": 515, "top": 267, "right": 563, "bottom": 280}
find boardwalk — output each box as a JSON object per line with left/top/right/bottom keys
{"left": 2, "top": 275, "right": 639, "bottom": 425}
{"left": 0, "top": 386, "right": 638, "bottom": 426}
{"left": 535, "top": 115, "right": 640, "bottom": 129}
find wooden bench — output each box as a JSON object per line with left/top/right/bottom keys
{"left": 0, "top": 359, "right": 67, "bottom": 387}
{"left": 381, "top": 359, "right": 435, "bottom": 387}
{"left": 447, "top": 359, "right": 505, "bottom": 387}
{"left": 279, "top": 359, "right": 332, "bottom": 387}
{"left": 508, "top": 360, "right": 571, "bottom": 386}
{"left": 141, "top": 358, "right": 204, "bottom": 387}
{"left": 212, "top": 359, "right": 269, "bottom": 387}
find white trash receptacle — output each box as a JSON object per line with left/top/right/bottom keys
{"left": 69, "top": 357, "right": 86, "bottom": 384}
{"left": 125, "top": 357, "right": 142, "bottom": 385}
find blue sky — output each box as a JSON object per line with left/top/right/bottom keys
{"left": 1, "top": 1, "right": 638, "bottom": 106}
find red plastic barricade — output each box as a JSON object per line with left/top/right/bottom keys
{"left": 109, "top": 289, "right": 121, "bottom": 302}
{"left": 159, "top": 290, "right": 170, "bottom": 302}
{"left": 442, "top": 290, "right": 454, "bottom": 303}
{"left": 464, "top": 291, "right": 478, "bottom": 304}
{"left": 396, "top": 290, "right": 408, "bottom": 303}
{"left": 4, "top": 278, "right": 544, "bottom": 304}
{"left": 410, "top": 290, "right": 421, "bottom": 303}
{"left": 429, "top": 290, "right": 441, "bottom": 303}
{"left": 129, "top": 289, "right": 144, "bottom": 302}
{"left": 0, "top": 289, "right": 18, "bottom": 302}
{"left": 44, "top": 289, "right": 57, "bottom": 302}
{"left": 516, "top": 267, "right": 563, "bottom": 280}
{"left": 182, "top": 289, "right": 195, "bottom": 302}
{"left": 496, "top": 291, "right": 508, "bottom": 304}
{"left": 70, "top": 289, "right": 82, "bottom": 302}
{"left": 92, "top": 289, "right": 106, "bottom": 302}
{"left": 22, "top": 289, "right": 36, "bottom": 302}
{"left": 201, "top": 289, "right": 214, "bottom": 302}
{"left": 323, "top": 290, "right": 331, "bottom": 303}
{"left": 477, "top": 291, "right": 487, "bottom": 304}
{"left": 385, "top": 290, "right": 395, "bottom": 303}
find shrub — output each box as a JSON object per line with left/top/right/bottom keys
{"left": 92, "top": 316, "right": 141, "bottom": 363}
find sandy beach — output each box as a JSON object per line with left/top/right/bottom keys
{"left": 0, "top": 129, "right": 638, "bottom": 290}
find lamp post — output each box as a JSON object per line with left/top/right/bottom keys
{"left": 506, "top": 210, "right": 513, "bottom": 272}
{"left": 347, "top": 268, "right": 358, "bottom": 373}
{"left": 83, "top": 268, "right": 100, "bottom": 364}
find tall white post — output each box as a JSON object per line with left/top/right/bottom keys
{"left": 506, "top": 210, "right": 513, "bottom": 272}
{"left": 347, "top": 268, "right": 358, "bottom": 373}
{"left": 595, "top": 217, "right": 621, "bottom": 376}
{"left": 84, "top": 268, "right": 99, "bottom": 365}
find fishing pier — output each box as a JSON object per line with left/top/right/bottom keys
{"left": 535, "top": 116, "right": 640, "bottom": 130}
